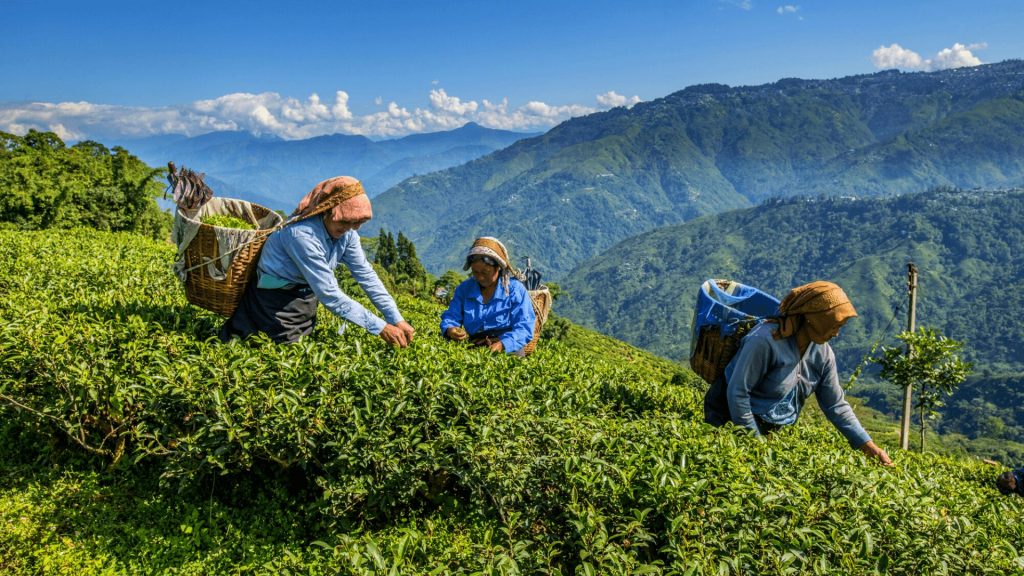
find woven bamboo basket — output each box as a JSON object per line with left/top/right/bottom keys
{"left": 176, "top": 198, "right": 284, "bottom": 317}
{"left": 520, "top": 286, "right": 553, "bottom": 356}
{"left": 689, "top": 279, "right": 758, "bottom": 384}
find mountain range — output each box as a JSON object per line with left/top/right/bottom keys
{"left": 109, "top": 122, "right": 537, "bottom": 209}
{"left": 370, "top": 60, "right": 1024, "bottom": 277}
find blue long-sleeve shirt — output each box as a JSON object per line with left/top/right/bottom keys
{"left": 256, "top": 216, "right": 403, "bottom": 335}
{"left": 725, "top": 322, "right": 871, "bottom": 448}
{"left": 439, "top": 277, "right": 536, "bottom": 354}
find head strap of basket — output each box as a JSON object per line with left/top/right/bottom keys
{"left": 464, "top": 236, "right": 513, "bottom": 292}
{"left": 769, "top": 280, "right": 857, "bottom": 341}
{"left": 290, "top": 176, "right": 366, "bottom": 223}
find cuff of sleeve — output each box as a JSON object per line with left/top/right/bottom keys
{"left": 365, "top": 316, "right": 386, "bottom": 335}
{"left": 847, "top": 431, "right": 872, "bottom": 449}
{"left": 500, "top": 334, "right": 519, "bottom": 354}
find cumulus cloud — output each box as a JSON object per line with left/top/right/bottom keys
{"left": 596, "top": 91, "right": 641, "bottom": 108}
{"left": 871, "top": 42, "right": 985, "bottom": 72}
{"left": 0, "top": 88, "right": 645, "bottom": 141}
{"left": 776, "top": 4, "right": 798, "bottom": 14}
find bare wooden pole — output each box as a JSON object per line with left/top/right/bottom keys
{"left": 899, "top": 262, "right": 918, "bottom": 450}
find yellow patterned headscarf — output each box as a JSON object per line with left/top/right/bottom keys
{"left": 771, "top": 281, "right": 857, "bottom": 344}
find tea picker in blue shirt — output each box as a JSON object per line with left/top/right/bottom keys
{"left": 440, "top": 237, "right": 536, "bottom": 356}
{"left": 220, "top": 176, "right": 415, "bottom": 347}
{"left": 705, "top": 281, "right": 893, "bottom": 466}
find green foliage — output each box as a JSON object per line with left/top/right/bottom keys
{"left": 0, "top": 130, "right": 171, "bottom": 240}
{"left": 373, "top": 228, "right": 429, "bottom": 296}
{"left": 200, "top": 214, "right": 256, "bottom": 230}
{"left": 3, "top": 228, "right": 1024, "bottom": 574}
{"left": 372, "top": 60, "right": 1024, "bottom": 277}
{"left": 873, "top": 327, "right": 973, "bottom": 451}
{"left": 433, "top": 269, "right": 466, "bottom": 304}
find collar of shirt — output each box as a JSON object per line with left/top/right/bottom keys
{"left": 466, "top": 280, "right": 509, "bottom": 304}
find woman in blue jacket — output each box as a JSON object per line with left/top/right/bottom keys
{"left": 440, "top": 237, "right": 536, "bottom": 355}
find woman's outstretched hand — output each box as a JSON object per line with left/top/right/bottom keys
{"left": 859, "top": 440, "right": 893, "bottom": 466}
{"left": 446, "top": 326, "right": 468, "bottom": 342}
{"left": 379, "top": 323, "right": 409, "bottom": 348}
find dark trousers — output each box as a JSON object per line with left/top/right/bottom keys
{"left": 703, "top": 377, "right": 782, "bottom": 435}
{"left": 220, "top": 280, "right": 319, "bottom": 344}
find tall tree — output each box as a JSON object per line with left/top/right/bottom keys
{"left": 396, "top": 232, "right": 426, "bottom": 281}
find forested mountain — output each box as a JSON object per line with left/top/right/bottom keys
{"left": 111, "top": 122, "right": 537, "bottom": 208}
{"left": 558, "top": 187, "right": 1024, "bottom": 442}
{"left": 372, "top": 60, "right": 1024, "bottom": 277}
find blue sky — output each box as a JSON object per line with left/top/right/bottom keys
{"left": 1, "top": 0, "right": 1021, "bottom": 141}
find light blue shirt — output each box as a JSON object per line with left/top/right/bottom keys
{"left": 439, "top": 277, "right": 536, "bottom": 354}
{"left": 725, "top": 322, "right": 871, "bottom": 448}
{"left": 256, "top": 216, "right": 403, "bottom": 335}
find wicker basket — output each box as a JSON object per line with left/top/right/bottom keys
{"left": 520, "top": 286, "right": 552, "bottom": 356}
{"left": 176, "top": 198, "right": 284, "bottom": 317}
{"left": 689, "top": 319, "right": 757, "bottom": 385}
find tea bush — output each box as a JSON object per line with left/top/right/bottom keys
{"left": 2, "top": 228, "right": 1023, "bottom": 574}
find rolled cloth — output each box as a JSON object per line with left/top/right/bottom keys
{"left": 463, "top": 236, "right": 511, "bottom": 271}
{"left": 290, "top": 176, "right": 366, "bottom": 222}
{"left": 770, "top": 280, "right": 857, "bottom": 342}
{"left": 464, "top": 236, "right": 514, "bottom": 291}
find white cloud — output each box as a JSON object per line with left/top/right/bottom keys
{"left": 596, "top": 91, "right": 641, "bottom": 108}
{"left": 721, "top": 0, "right": 753, "bottom": 10}
{"left": 776, "top": 4, "right": 798, "bottom": 14}
{"left": 0, "top": 87, "right": 645, "bottom": 141}
{"left": 932, "top": 42, "right": 985, "bottom": 69}
{"left": 429, "top": 88, "right": 479, "bottom": 115}
{"left": 871, "top": 42, "right": 985, "bottom": 72}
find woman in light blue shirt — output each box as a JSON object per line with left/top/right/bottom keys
{"left": 220, "top": 176, "right": 414, "bottom": 347}
{"left": 440, "top": 237, "right": 536, "bottom": 355}
{"left": 705, "top": 281, "right": 892, "bottom": 466}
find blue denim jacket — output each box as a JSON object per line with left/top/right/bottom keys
{"left": 257, "top": 216, "right": 403, "bottom": 335}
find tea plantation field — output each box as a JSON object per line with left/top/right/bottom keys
{"left": 2, "top": 228, "right": 1023, "bottom": 575}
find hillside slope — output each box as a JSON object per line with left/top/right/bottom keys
{"left": 372, "top": 60, "right": 1024, "bottom": 277}
{"left": 1, "top": 228, "right": 1022, "bottom": 573}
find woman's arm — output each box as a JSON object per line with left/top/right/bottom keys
{"left": 498, "top": 283, "right": 537, "bottom": 353}
{"left": 726, "top": 332, "right": 772, "bottom": 434}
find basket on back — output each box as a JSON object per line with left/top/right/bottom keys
{"left": 689, "top": 279, "right": 779, "bottom": 384}
{"left": 167, "top": 163, "right": 283, "bottom": 317}
{"left": 520, "top": 286, "right": 552, "bottom": 356}
{"left": 172, "top": 198, "right": 283, "bottom": 316}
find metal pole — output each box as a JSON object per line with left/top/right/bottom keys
{"left": 899, "top": 262, "right": 918, "bottom": 450}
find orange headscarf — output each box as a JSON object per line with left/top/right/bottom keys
{"left": 771, "top": 281, "right": 857, "bottom": 344}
